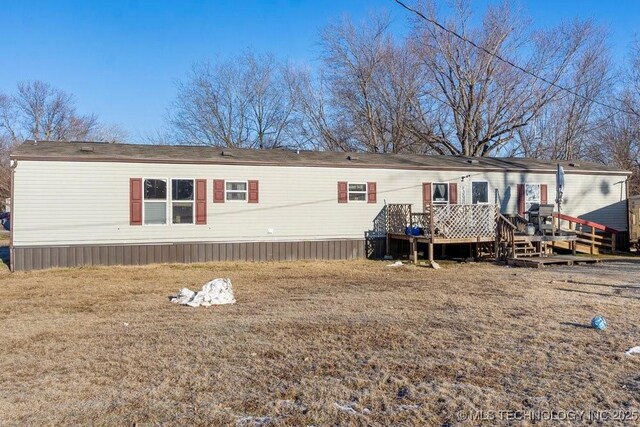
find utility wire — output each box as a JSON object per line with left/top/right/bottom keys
{"left": 393, "top": 0, "right": 640, "bottom": 118}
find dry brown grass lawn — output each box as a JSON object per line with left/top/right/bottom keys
{"left": 1, "top": 259, "right": 640, "bottom": 426}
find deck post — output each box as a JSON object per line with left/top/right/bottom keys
{"left": 409, "top": 205, "right": 413, "bottom": 228}
{"left": 510, "top": 229, "right": 516, "bottom": 259}
{"left": 611, "top": 233, "right": 616, "bottom": 254}
{"left": 590, "top": 227, "right": 596, "bottom": 254}
{"left": 411, "top": 237, "right": 418, "bottom": 265}
{"left": 385, "top": 234, "right": 390, "bottom": 258}
{"left": 429, "top": 203, "right": 435, "bottom": 241}
{"left": 429, "top": 202, "right": 435, "bottom": 262}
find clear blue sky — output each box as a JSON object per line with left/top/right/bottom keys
{"left": 1, "top": 0, "right": 638, "bottom": 141}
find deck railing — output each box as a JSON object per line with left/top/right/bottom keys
{"left": 387, "top": 203, "right": 499, "bottom": 240}
{"left": 386, "top": 203, "right": 412, "bottom": 234}
{"left": 553, "top": 213, "right": 618, "bottom": 254}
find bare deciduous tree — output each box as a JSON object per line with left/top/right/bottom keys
{"left": 14, "top": 81, "right": 100, "bottom": 142}
{"left": 171, "top": 60, "right": 250, "bottom": 146}
{"left": 587, "top": 42, "right": 640, "bottom": 195}
{"left": 289, "top": 69, "right": 352, "bottom": 151}
{"left": 0, "top": 93, "right": 16, "bottom": 199}
{"left": 169, "top": 53, "right": 298, "bottom": 148}
{"left": 244, "top": 53, "right": 298, "bottom": 148}
{"left": 588, "top": 96, "right": 640, "bottom": 195}
{"left": 515, "top": 27, "right": 611, "bottom": 160}
{"left": 411, "top": 0, "right": 600, "bottom": 157}
{"left": 316, "top": 14, "right": 441, "bottom": 153}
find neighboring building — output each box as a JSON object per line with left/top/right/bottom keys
{"left": 629, "top": 195, "right": 640, "bottom": 251}
{"left": 9, "top": 141, "right": 632, "bottom": 271}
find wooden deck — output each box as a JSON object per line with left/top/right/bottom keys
{"left": 387, "top": 233, "right": 496, "bottom": 244}
{"left": 383, "top": 203, "right": 614, "bottom": 265}
{"left": 507, "top": 255, "right": 602, "bottom": 268}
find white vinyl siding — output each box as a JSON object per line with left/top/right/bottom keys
{"left": 11, "top": 161, "right": 630, "bottom": 247}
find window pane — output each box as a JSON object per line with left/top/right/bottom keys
{"left": 172, "top": 202, "right": 193, "bottom": 224}
{"left": 144, "top": 202, "right": 166, "bottom": 225}
{"left": 433, "top": 183, "right": 448, "bottom": 202}
{"left": 226, "top": 191, "right": 247, "bottom": 201}
{"left": 172, "top": 179, "right": 194, "bottom": 201}
{"left": 348, "top": 183, "right": 366, "bottom": 192}
{"left": 525, "top": 184, "right": 540, "bottom": 202}
{"left": 226, "top": 182, "right": 247, "bottom": 191}
{"left": 349, "top": 192, "right": 366, "bottom": 201}
{"left": 227, "top": 191, "right": 247, "bottom": 200}
{"left": 144, "top": 179, "right": 166, "bottom": 200}
{"left": 472, "top": 182, "right": 489, "bottom": 204}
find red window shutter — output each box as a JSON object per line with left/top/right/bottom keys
{"left": 338, "top": 181, "right": 348, "bottom": 203}
{"left": 449, "top": 183, "right": 458, "bottom": 204}
{"left": 213, "top": 179, "right": 225, "bottom": 203}
{"left": 422, "top": 182, "right": 432, "bottom": 209}
{"left": 540, "top": 184, "right": 548, "bottom": 205}
{"left": 195, "top": 179, "right": 207, "bottom": 224}
{"left": 248, "top": 180, "right": 259, "bottom": 203}
{"left": 517, "top": 184, "right": 525, "bottom": 215}
{"left": 367, "top": 182, "right": 377, "bottom": 203}
{"left": 130, "top": 178, "right": 142, "bottom": 226}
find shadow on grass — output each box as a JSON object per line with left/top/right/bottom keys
{"left": 554, "top": 287, "right": 640, "bottom": 301}
{"left": 560, "top": 322, "right": 593, "bottom": 329}
{"left": 568, "top": 282, "right": 640, "bottom": 290}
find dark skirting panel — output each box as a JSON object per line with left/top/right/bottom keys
{"left": 12, "top": 238, "right": 373, "bottom": 271}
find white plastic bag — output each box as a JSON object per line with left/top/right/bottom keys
{"left": 625, "top": 346, "right": 640, "bottom": 356}
{"left": 170, "top": 278, "right": 236, "bottom": 307}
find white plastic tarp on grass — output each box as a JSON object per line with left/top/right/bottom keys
{"left": 170, "top": 278, "right": 236, "bottom": 307}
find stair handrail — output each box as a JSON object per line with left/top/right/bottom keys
{"left": 496, "top": 213, "right": 516, "bottom": 260}
{"left": 497, "top": 213, "right": 517, "bottom": 230}
{"left": 553, "top": 213, "right": 619, "bottom": 234}
{"left": 505, "top": 213, "right": 528, "bottom": 233}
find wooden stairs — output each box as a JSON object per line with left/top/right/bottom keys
{"left": 496, "top": 213, "right": 619, "bottom": 266}
{"left": 513, "top": 237, "right": 543, "bottom": 257}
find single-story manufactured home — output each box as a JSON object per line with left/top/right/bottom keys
{"left": 9, "top": 140, "right": 632, "bottom": 271}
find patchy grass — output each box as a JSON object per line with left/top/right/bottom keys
{"left": 1, "top": 259, "right": 640, "bottom": 426}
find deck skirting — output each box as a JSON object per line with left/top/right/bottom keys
{"left": 12, "top": 238, "right": 385, "bottom": 271}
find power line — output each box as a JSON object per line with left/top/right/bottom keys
{"left": 393, "top": 0, "right": 640, "bottom": 118}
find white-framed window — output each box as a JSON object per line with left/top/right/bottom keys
{"left": 143, "top": 178, "right": 167, "bottom": 225}
{"left": 171, "top": 179, "right": 194, "bottom": 224}
{"left": 226, "top": 181, "right": 248, "bottom": 201}
{"left": 432, "top": 183, "right": 449, "bottom": 204}
{"left": 525, "top": 183, "right": 541, "bottom": 212}
{"left": 348, "top": 183, "right": 367, "bottom": 202}
{"left": 472, "top": 181, "right": 489, "bottom": 204}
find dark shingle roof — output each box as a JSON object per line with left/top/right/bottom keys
{"left": 10, "top": 140, "right": 631, "bottom": 175}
